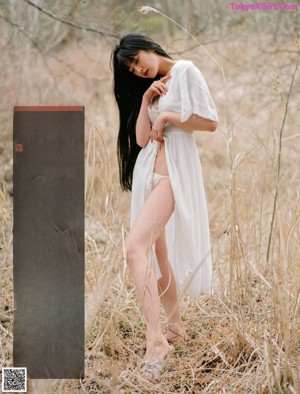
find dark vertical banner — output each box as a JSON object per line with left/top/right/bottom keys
{"left": 13, "top": 106, "right": 85, "bottom": 379}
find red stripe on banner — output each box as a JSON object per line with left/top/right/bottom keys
{"left": 14, "top": 106, "right": 84, "bottom": 112}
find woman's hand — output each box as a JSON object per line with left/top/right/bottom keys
{"left": 143, "top": 74, "right": 171, "bottom": 102}
{"left": 150, "top": 112, "right": 168, "bottom": 143}
{"left": 136, "top": 75, "right": 171, "bottom": 148}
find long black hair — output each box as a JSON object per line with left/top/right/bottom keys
{"left": 111, "top": 33, "right": 172, "bottom": 192}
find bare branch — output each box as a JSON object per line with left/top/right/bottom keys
{"left": 0, "top": 12, "right": 40, "bottom": 49}
{"left": 23, "top": 0, "right": 120, "bottom": 39}
{"left": 0, "top": 13, "right": 69, "bottom": 95}
{"left": 0, "top": 12, "right": 101, "bottom": 88}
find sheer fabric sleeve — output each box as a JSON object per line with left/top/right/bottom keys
{"left": 179, "top": 61, "right": 219, "bottom": 123}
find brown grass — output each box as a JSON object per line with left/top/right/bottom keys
{"left": 0, "top": 11, "right": 300, "bottom": 394}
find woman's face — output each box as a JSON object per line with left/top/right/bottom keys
{"left": 127, "top": 50, "right": 160, "bottom": 78}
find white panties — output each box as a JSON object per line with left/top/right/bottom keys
{"left": 146, "top": 172, "right": 169, "bottom": 190}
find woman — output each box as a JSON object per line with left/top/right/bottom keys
{"left": 111, "top": 33, "right": 218, "bottom": 376}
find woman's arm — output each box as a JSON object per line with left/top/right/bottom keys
{"left": 135, "top": 75, "right": 172, "bottom": 148}
{"left": 164, "top": 111, "right": 218, "bottom": 132}
{"left": 135, "top": 96, "right": 152, "bottom": 147}
{"left": 150, "top": 111, "right": 218, "bottom": 142}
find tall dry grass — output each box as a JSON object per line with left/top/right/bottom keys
{"left": 80, "top": 34, "right": 300, "bottom": 394}
{"left": 0, "top": 4, "right": 300, "bottom": 394}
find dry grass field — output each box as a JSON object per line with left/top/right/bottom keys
{"left": 0, "top": 2, "right": 300, "bottom": 393}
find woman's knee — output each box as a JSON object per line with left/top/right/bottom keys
{"left": 124, "top": 237, "right": 147, "bottom": 266}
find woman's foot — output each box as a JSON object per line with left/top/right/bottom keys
{"left": 144, "top": 334, "right": 172, "bottom": 361}
{"left": 140, "top": 336, "right": 173, "bottom": 377}
{"left": 165, "top": 322, "right": 188, "bottom": 344}
{"left": 141, "top": 344, "right": 173, "bottom": 377}
{"left": 140, "top": 351, "right": 172, "bottom": 377}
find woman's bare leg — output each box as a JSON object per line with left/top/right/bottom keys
{"left": 124, "top": 178, "right": 174, "bottom": 361}
{"left": 155, "top": 232, "right": 187, "bottom": 342}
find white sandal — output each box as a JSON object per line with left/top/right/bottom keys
{"left": 140, "top": 346, "right": 174, "bottom": 377}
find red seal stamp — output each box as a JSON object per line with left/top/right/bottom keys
{"left": 15, "top": 143, "right": 24, "bottom": 152}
